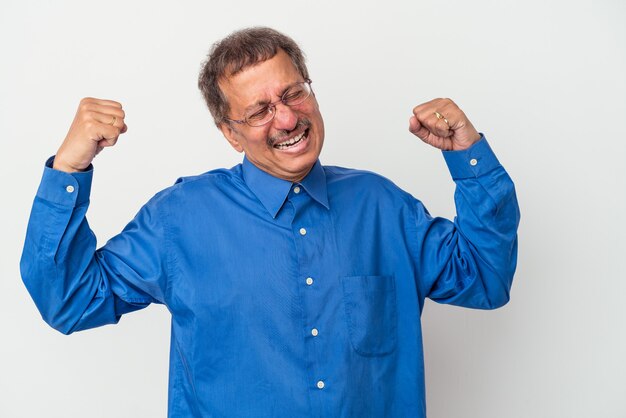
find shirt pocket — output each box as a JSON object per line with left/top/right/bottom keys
{"left": 341, "top": 275, "right": 398, "bottom": 356}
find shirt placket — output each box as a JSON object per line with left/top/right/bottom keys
{"left": 288, "top": 184, "right": 332, "bottom": 418}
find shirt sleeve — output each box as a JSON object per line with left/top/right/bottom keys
{"left": 411, "top": 135, "right": 520, "bottom": 309}
{"left": 20, "top": 157, "right": 170, "bottom": 334}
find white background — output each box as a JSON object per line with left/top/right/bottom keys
{"left": 1, "top": 0, "right": 625, "bottom": 417}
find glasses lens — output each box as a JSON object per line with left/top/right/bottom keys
{"left": 245, "top": 106, "right": 274, "bottom": 127}
{"left": 283, "top": 82, "right": 311, "bottom": 106}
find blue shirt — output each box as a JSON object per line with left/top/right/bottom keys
{"left": 21, "top": 136, "right": 519, "bottom": 417}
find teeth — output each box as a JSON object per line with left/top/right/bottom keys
{"left": 275, "top": 131, "right": 306, "bottom": 149}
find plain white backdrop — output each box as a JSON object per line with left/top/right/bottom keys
{"left": 1, "top": 0, "right": 625, "bottom": 417}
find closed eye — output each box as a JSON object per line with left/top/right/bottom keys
{"left": 248, "top": 107, "right": 270, "bottom": 120}
{"left": 283, "top": 89, "right": 305, "bottom": 102}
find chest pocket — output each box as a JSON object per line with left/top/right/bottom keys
{"left": 341, "top": 275, "right": 397, "bottom": 356}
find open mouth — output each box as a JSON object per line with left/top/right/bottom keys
{"left": 273, "top": 129, "right": 308, "bottom": 150}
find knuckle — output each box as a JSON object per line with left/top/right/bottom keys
{"left": 79, "top": 97, "right": 96, "bottom": 109}
{"left": 81, "top": 111, "right": 93, "bottom": 123}
{"left": 79, "top": 102, "right": 92, "bottom": 113}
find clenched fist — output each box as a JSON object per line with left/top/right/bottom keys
{"left": 53, "top": 98, "right": 128, "bottom": 172}
{"left": 409, "top": 98, "right": 480, "bottom": 151}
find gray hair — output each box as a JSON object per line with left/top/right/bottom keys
{"left": 198, "top": 27, "right": 310, "bottom": 127}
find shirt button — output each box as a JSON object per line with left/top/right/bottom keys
{"left": 299, "top": 228, "right": 307, "bottom": 236}
{"left": 316, "top": 380, "right": 325, "bottom": 389}
{"left": 311, "top": 328, "right": 319, "bottom": 337}
{"left": 470, "top": 158, "right": 478, "bottom": 166}
{"left": 293, "top": 186, "right": 301, "bottom": 194}
{"left": 66, "top": 185, "right": 75, "bottom": 193}
{"left": 306, "top": 277, "right": 314, "bottom": 286}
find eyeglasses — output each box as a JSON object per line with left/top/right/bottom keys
{"left": 225, "top": 79, "right": 313, "bottom": 127}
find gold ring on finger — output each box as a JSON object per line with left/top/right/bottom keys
{"left": 110, "top": 116, "right": 117, "bottom": 126}
{"left": 434, "top": 111, "right": 449, "bottom": 126}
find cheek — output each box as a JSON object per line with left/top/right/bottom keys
{"left": 308, "top": 102, "right": 323, "bottom": 123}
{"left": 246, "top": 128, "right": 271, "bottom": 148}
{"left": 309, "top": 109, "right": 324, "bottom": 136}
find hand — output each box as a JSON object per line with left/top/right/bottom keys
{"left": 53, "top": 98, "right": 128, "bottom": 172}
{"left": 409, "top": 98, "right": 480, "bottom": 151}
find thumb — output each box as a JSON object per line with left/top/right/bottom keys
{"left": 408, "top": 115, "right": 422, "bottom": 136}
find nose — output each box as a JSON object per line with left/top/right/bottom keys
{"left": 272, "top": 103, "right": 298, "bottom": 131}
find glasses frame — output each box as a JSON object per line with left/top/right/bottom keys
{"left": 224, "top": 79, "right": 313, "bottom": 127}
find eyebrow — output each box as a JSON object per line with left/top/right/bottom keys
{"left": 243, "top": 81, "right": 303, "bottom": 112}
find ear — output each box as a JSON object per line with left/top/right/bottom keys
{"left": 219, "top": 122, "right": 244, "bottom": 153}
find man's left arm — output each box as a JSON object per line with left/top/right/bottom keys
{"left": 409, "top": 98, "right": 520, "bottom": 309}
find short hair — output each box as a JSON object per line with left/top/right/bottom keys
{"left": 198, "top": 27, "right": 310, "bottom": 127}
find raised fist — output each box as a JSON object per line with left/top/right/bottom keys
{"left": 53, "top": 98, "right": 127, "bottom": 172}
{"left": 409, "top": 98, "right": 480, "bottom": 151}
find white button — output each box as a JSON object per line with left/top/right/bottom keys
{"left": 470, "top": 158, "right": 478, "bottom": 166}
{"left": 66, "top": 185, "right": 75, "bottom": 193}
{"left": 316, "top": 380, "right": 325, "bottom": 389}
{"left": 311, "top": 328, "right": 319, "bottom": 336}
{"left": 294, "top": 186, "right": 301, "bottom": 194}
{"left": 299, "top": 228, "right": 307, "bottom": 236}
{"left": 306, "top": 277, "right": 314, "bottom": 286}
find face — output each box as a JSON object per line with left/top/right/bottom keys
{"left": 219, "top": 50, "right": 325, "bottom": 182}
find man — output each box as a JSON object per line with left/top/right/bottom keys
{"left": 21, "top": 27, "right": 519, "bottom": 417}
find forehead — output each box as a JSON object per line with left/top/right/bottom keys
{"left": 219, "top": 50, "right": 302, "bottom": 109}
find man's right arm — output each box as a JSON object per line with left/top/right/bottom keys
{"left": 20, "top": 98, "right": 168, "bottom": 334}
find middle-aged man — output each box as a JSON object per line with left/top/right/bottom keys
{"left": 21, "top": 27, "right": 520, "bottom": 417}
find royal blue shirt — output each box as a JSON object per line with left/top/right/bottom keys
{"left": 21, "top": 136, "right": 519, "bottom": 417}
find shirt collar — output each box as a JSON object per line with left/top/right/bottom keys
{"left": 242, "top": 156, "right": 329, "bottom": 218}
{"left": 299, "top": 160, "right": 329, "bottom": 210}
